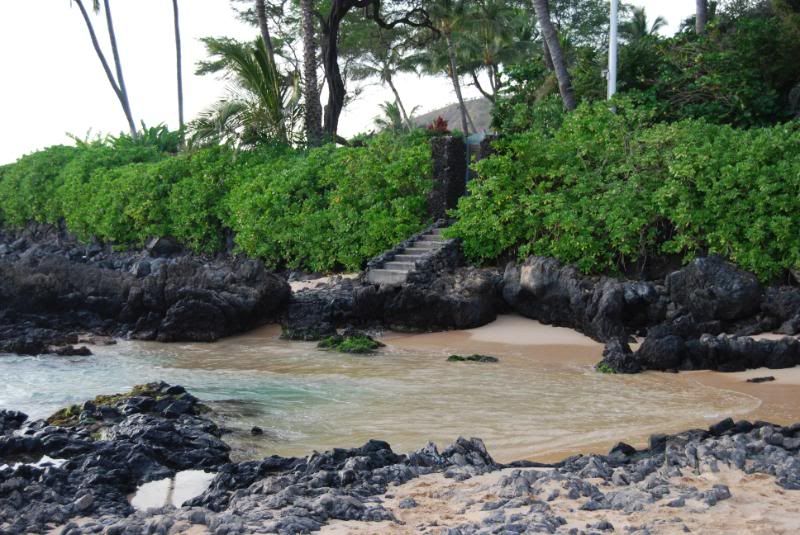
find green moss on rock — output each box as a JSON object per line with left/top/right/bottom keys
{"left": 595, "top": 362, "right": 618, "bottom": 374}
{"left": 46, "top": 381, "right": 202, "bottom": 427}
{"left": 317, "top": 334, "right": 385, "bottom": 354}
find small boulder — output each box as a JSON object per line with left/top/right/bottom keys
{"left": 666, "top": 256, "right": 762, "bottom": 322}
{"left": 747, "top": 376, "right": 776, "bottom": 384}
{"left": 146, "top": 236, "right": 181, "bottom": 257}
{"left": 447, "top": 354, "right": 499, "bottom": 363}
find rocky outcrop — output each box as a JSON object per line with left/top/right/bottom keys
{"left": 495, "top": 255, "right": 799, "bottom": 374}
{"left": 502, "top": 256, "right": 665, "bottom": 342}
{"left": 0, "top": 226, "right": 290, "bottom": 353}
{"left": 377, "top": 267, "right": 500, "bottom": 331}
{"left": 0, "top": 383, "right": 230, "bottom": 534}
{"left": 666, "top": 255, "right": 763, "bottom": 322}
{"left": 283, "top": 267, "right": 501, "bottom": 339}
{"left": 763, "top": 286, "right": 800, "bottom": 335}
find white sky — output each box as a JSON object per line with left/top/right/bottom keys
{"left": 0, "top": 0, "right": 695, "bottom": 164}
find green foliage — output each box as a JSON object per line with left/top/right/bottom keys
{"left": 107, "top": 123, "right": 183, "bottom": 154}
{"left": 167, "top": 147, "right": 240, "bottom": 252}
{"left": 0, "top": 146, "right": 79, "bottom": 227}
{"left": 497, "top": 1, "right": 800, "bottom": 132}
{"left": 225, "top": 131, "right": 432, "bottom": 271}
{"left": 0, "top": 132, "right": 432, "bottom": 271}
{"left": 449, "top": 101, "right": 800, "bottom": 281}
{"left": 191, "top": 37, "right": 301, "bottom": 147}
{"left": 59, "top": 144, "right": 167, "bottom": 239}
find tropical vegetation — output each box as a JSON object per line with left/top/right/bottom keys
{"left": 1, "top": 0, "right": 796, "bottom": 280}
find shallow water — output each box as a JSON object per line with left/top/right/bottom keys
{"left": 130, "top": 470, "right": 216, "bottom": 511}
{"left": 0, "top": 318, "right": 766, "bottom": 462}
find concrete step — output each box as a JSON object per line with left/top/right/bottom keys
{"left": 366, "top": 269, "right": 409, "bottom": 285}
{"left": 383, "top": 261, "right": 416, "bottom": 271}
{"left": 418, "top": 234, "right": 446, "bottom": 242}
{"left": 408, "top": 241, "right": 444, "bottom": 250}
{"left": 403, "top": 247, "right": 439, "bottom": 254}
{"left": 430, "top": 228, "right": 444, "bottom": 235}
{"left": 393, "top": 254, "right": 423, "bottom": 262}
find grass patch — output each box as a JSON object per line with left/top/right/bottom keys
{"left": 447, "top": 354, "right": 499, "bottom": 363}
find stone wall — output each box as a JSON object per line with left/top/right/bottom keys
{"left": 428, "top": 136, "right": 466, "bottom": 220}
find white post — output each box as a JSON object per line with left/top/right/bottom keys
{"left": 607, "top": 0, "right": 619, "bottom": 100}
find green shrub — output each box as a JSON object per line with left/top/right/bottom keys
{"left": 167, "top": 146, "right": 241, "bottom": 253}
{"left": 76, "top": 158, "right": 185, "bottom": 245}
{"left": 225, "top": 132, "right": 432, "bottom": 271}
{"left": 58, "top": 143, "right": 166, "bottom": 238}
{"left": 0, "top": 146, "right": 79, "bottom": 227}
{"left": 449, "top": 101, "right": 800, "bottom": 281}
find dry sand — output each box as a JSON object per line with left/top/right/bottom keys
{"left": 289, "top": 274, "right": 359, "bottom": 292}
{"left": 322, "top": 466, "right": 800, "bottom": 535}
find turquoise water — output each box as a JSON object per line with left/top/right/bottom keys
{"left": 0, "top": 324, "right": 760, "bottom": 462}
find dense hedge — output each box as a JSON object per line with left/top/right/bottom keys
{"left": 0, "top": 132, "right": 433, "bottom": 271}
{"left": 449, "top": 101, "right": 800, "bottom": 281}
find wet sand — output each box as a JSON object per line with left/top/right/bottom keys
{"left": 387, "top": 315, "right": 800, "bottom": 462}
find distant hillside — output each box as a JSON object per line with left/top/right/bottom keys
{"left": 413, "top": 98, "right": 494, "bottom": 133}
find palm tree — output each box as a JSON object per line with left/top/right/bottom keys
{"left": 255, "top": 0, "right": 276, "bottom": 61}
{"left": 189, "top": 101, "right": 249, "bottom": 147}
{"left": 171, "top": 0, "right": 185, "bottom": 135}
{"left": 191, "top": 38, "right": 301, "bottom": 147}
{"left": 373, "top": 101, "right": 421, "bottom": 133}
{"left": 532, "top": 0, "right": 576, "bottom": 111}
{"left": 300, "top": 0, "right": 323, "bottom": 146}
{"left": 459, "top": 0, "right": 534, "bottom": 103}
{"left": 350, "top": 27, "right": 418, "bottom": 129}
{"left": 418, "top": 0, "right": 478, "bottom": 135}
{"left": 72, "top": 0, "right": 137, "bottom": 137}
{"left": 696, "top": 0, "right": 708, "bottom": 34}
{"left": 620, "top": 6, "right": 667, "bottom": 42}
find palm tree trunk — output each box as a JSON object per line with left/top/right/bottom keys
{"left": 255, "top": 0, "right": 276, "bottom": 63}
{"left": 532, "top": 0, "right": 576, "bottom": 111}
{"left": 172, "top": 0, "right": 185, "bottom": 135}
{"left": 470, "top": 71, "right": 494, "bottom": 102}
{"left": 445, "top": 33, "right": 473, "bottom": 135}
{"left": 102, "top": 0, "right": 137, "bottom": 137}
{"left": 300, "top": 0, "right": 323, "bottom": 145}
{"left": 74, "top": 0, "right": 137, "bottom": 137}
{"left": 386, "top": 74, "right": 412, "bottom": 129}
{"left": 696, "top": 0, "right": 708, "bottom": 34}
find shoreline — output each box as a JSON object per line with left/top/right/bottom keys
{"left": 386, "top": 314, "right": 800, "bottom": 463}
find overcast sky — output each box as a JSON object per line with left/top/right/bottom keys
{"left": 0, "top": 1, "right": 695, "bottom": 164}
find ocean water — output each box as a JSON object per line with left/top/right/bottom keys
{"left": 0, "top": 323, "right": 760, "bottom": 462}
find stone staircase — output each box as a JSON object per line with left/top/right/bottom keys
{"left": 366, "top": 228, "right": 448, "bottom": 285}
